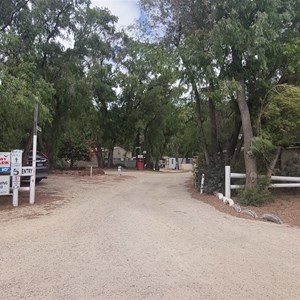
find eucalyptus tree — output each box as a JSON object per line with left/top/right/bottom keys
{"left": 115, "top": 38, "right": 183, "bottom": 167}
{"left": 0, "top": 2, "right": 54, "bottom": 151}
{"left": 0, "top": 0, "right": 122, "bottom": 168}
{"left": 210, "top": 0, "right": 299, "bottom": 186}
{"left": 74, "top": 7, "right": 120, "bottom": 168}
{"left": 140, "top": 0, "right": 299, "bottom": 189}
{"left": 20, "top": 0, "right": 119, "bottom": 166}
{"left": 0, "top": 0, "right": 30, "bottom": 33}
{"left": 139, "top": 0, "right": 241, "bottom": 168}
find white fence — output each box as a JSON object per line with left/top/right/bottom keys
{"left": 225, "top": 166, "right": 300, "bottom": 198}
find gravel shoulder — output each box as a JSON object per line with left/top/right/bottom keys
{"left": 0, "top": 170, "right": 300, "bottom": 299}
{"left": 189, "top": 182, "right": 300, "bottom": 228}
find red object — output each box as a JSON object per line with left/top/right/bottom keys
{"left": 137, "top": 159, "right": 144, "bottom": 170}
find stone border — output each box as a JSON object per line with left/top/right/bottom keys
{"left": 213, "top": 192, "right": 283, "bottom": 225}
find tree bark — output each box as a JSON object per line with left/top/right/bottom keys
{"left": 236, "top": 81, "right": 257, "bottom": 188}
{"left": 70, "top": 158, "right": 74, "bottom": 169}
{"left": 225, "top": 100, "right": 242, "bottom": 165}
{"left": 208, "top": 98, "right": 219, "bottom": 164}
{"left": 181, "top": 56, "right": 210, "bottom": 166}
{"left": 267, "top": 147, "right": 281, "bottom": 177}
{"left": 22, "top": 132, "right": 33, "bottom": 164}
{"left": 107, "top": 147, "right": 114, "bottom": 168}
{"left": 191, "top": 80, "right": 210, "bottom": 165}
{"left": 231, "top": 135, "right": 243, "bottom": 167}
{"left": 94, "top": 145, "right": 104, "bottom": 169}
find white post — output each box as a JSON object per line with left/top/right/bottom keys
{"left": 200, "top": 173, "right": 205, "bottom": 194}
{"left": 90, "top": 166, "right": 93, "bottom": 177}
{"left": 225, "top": 165, "right": 231, "bottom": 199}
{"left": 12, "top": 188, "right": 18, "bottom": 207}
{"left": 30, "top": 104, "right": 38, "bottom": 205}
{"left": 118, "top": 166, "right": 122, "bottom": 176}
{"left": 11, "top": 150, "right": 22, "bottom": 207}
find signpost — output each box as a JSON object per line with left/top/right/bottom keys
{"left": 0, "top": 104, "right": 38, "bottom": 207}
{"left": 0, "top": 153, "right": 11, "bottom": 196}
{"left": 10, "top": 149, "right": 22, "bottom": 206}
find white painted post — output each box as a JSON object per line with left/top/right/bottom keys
{"left": 11, "top": 150, "right": 22, "bottom": 207}
{"left": 225, "top": 166, "right": 231, "bottom": 199}
{"left": 200, "top": 173, "right": 205, "bottom": 194}
{"left": 30, "top": 104, "right": 38, "bottom": 205}
{"left": 12, "top": 188, "right": 18, "bottom": 207}
{"left": 118, "top": 166, "right": 122, "bottom": 176}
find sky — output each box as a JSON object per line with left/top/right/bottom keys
{"left": 90, "top": 0, "right": 141, "bottom": 29}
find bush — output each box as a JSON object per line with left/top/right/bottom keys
{"left": 196, "top": 163, "right": 225, "bottom": 194}
{"left": 58, "top": 138, "right": 92, "bottom": 169}
{"left": 238, "top": 178, "right": 272, "bottom": 206}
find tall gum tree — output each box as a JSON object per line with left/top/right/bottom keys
{"left": 211, "top": 0, "right": 298, "bottom": 187}
{"left": 140, "top": 0, "right": 244, "bottom": 167}
{"left": 140, "top": 0, "right": 298, "bottom": 189}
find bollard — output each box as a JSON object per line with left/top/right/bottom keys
{"left": 118, "top": 166, "right": 122, "bottom": 176}
{"left": 225, "top": 166, "right": 231, "bottom": 198}
{"left": 200, "top": 173, "right": 205, "bottom": 194}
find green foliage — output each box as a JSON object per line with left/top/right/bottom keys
{"left": 1, "top": 0, "right": 299, "bottom": 179}
{"left": 251, "top": 135, "right": 278, "bottom": 173}
{"left": 261, "top": 85, "right": 300, "bottom": 146}
{"left": 238, "top": 178, "right": 271, "bottom": 206}
{"left": 282, "top": 37, "right": 300, "bottom": 77}
{"left": 283, "top": 157, "right": 300, "bottom": 177}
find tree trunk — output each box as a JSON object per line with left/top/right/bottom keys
{"left": 70, "top": 158, "right": 74, "bottom": 169}
{"left": 231, "top": 135, "right": 243, "bottom": 167}
{"left": 192, "top": 80, "right": 210, "bottom": 165}
{"left": 236, "top": 81, "right": 257, "bottom": 188}
{"left": 225, "top": 120, "right": 242, "bottom": 165}
{"left": 107, "top": 147, "right": 114, "bottom": 168}
{"left": 94, "top": 145, "right": 104, "bottom": 169}
{"left": 225, "top": 100, "right": 242, "bottom": 165}
{"left": 22, "top": 132, "right": 33, "bottom": 164}
{"left": 182, "top": 57, "right": 210, "bottom": 166}
{"left": 208, "top": 98, "right": 219, "bottom": 164}
{"left": 267, "top": 147, "right": 281, "bottom": 177}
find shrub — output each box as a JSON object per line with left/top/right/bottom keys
{"left": 238, "top": 177, "right": 272, "bottom": 206}
{"left": 58, "top": 138, "right": 92, "bottom": 169}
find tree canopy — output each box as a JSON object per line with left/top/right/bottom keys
{"left": 0, "top": 0, "right": 299, "bottom": 182}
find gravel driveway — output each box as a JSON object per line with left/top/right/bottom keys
{"left": 1, "top": 170, "right": 300, "bottom": 299}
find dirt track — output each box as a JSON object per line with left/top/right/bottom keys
{"left": 0, "top": 170, "right": 300, "bottom": 299}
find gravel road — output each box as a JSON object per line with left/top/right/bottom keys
{"left": 1, "top": 170, "right": 300, "bottom": 299}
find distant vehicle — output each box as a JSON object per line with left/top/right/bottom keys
{"left": 24, "top": 151, "right": 49, "bottom": 183}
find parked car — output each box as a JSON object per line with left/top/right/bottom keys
{"left": 24, "top": 151, "right": 49, "bottom": 183}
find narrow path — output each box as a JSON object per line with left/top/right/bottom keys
{"left": 0, "top": 171, "right": 299, "bottom": 299}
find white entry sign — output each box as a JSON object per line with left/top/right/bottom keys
{"left": 21, "top": 167, "right": 33, "bottom": 176}
{"left": 0, "top": 176, "right": 10, "bottom": 195}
